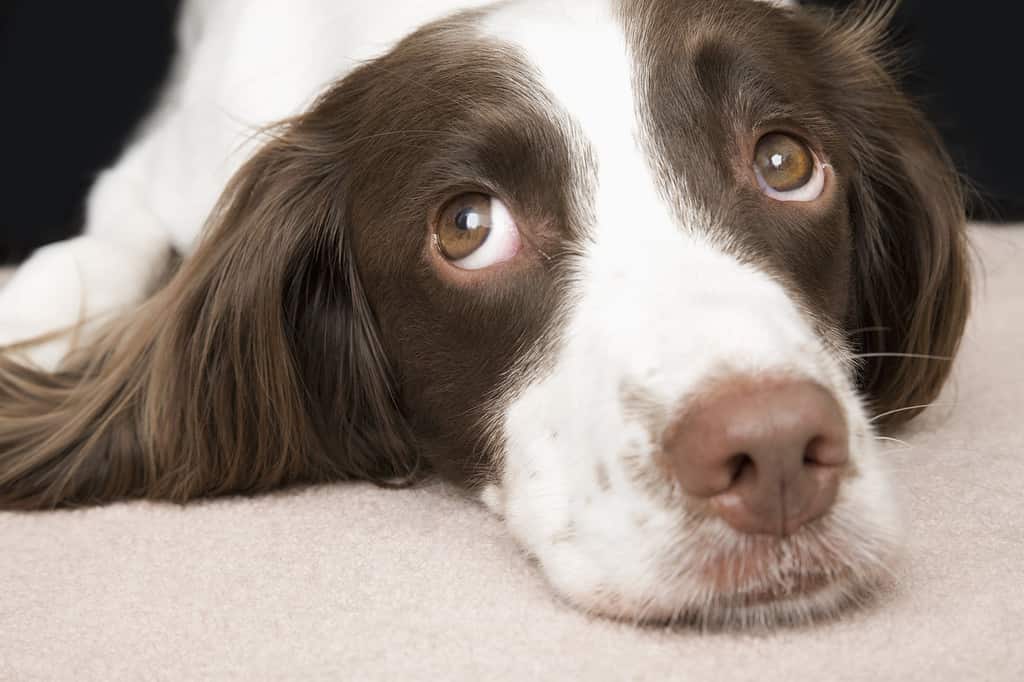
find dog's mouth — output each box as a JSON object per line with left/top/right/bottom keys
{"left": 602, "top": 521, "right": 891, "bottom": 628}
{"left": 582, "top": 565, "right": 868, "bottom": 630}
{"left": 698, "top": 530, "right": 848, "bottom": 594}
{"left": 712, "top": 570, "right": 837, "bottom": 608}
{"left": 669, "top": 525, "right": 889, "bottom": 627}
{"left": 551, "top": 521, "right": 894, "bottom": 630}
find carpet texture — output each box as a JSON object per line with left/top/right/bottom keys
{"left": 1, "top": 225, "right": 1022, "bottom": 681}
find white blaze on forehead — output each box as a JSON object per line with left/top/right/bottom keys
{"left": 481, "top": 1, "right": 634, "bottom": 145}
{"left": 480, "top": 0, "right": 680, "bottom": 240}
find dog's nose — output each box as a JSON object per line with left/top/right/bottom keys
{"left": 662, "top": 376, "right": 849, "bottom": 536}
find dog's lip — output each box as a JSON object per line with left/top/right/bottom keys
{"left": 717, "top": 571, "right": 836, "bottom": 607}
{"left": 697, "top": 534, "right": 849, "bottom": 602}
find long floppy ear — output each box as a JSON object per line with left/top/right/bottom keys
{"left": 0, "top": 108, "right": 418, "bottom": 509}
{"left": 817, "top": 6, "right": 971, "bottom": 427}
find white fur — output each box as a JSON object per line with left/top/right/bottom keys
{"left": 2, "top": 0, "right": 898, "bottom": 625}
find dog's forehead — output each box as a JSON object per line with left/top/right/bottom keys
{"left": 479, "top": 1, "right": 677, "bottom": 243}
{"left": 479, "top": 1, "right": 634, "bottom": 139}
{"left": 474, "top": 0, "right": 807, "bottom": 228}
{"left": 471, "top": 0, "right": 850, "bottom": 320}
{"left": 476, "top": 0, "right": 800, "bottom": 130}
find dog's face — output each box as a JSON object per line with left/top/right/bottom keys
{"left": 237, "top": 0, "right": 969, "bottom": 625}
{"left": 46, "top": 0, "right": 964, "bottom": 627}
{"left": 250, "top": 0, "right": 965, "bottom": 625}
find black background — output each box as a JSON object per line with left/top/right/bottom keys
{"left": 1, "top": 1, "right": 1021, "bottom": 264}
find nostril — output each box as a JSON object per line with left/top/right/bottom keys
{"left": 803, "top": 434, "right": 849, "bottom": 469}
{"left": 726, "top": 453, "right": 752, "bottom": 484}
{"left": 803, "top": 438, "right": 824, "bottom": 466}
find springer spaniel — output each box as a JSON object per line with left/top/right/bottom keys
{"left": 0, "top": 0, "right": 970, "bottom": 628}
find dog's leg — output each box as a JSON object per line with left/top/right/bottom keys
{"left": 0, "top": 140, "right": 175, "bottom": 370}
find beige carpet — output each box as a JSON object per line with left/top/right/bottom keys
{"left": 1, "top": 225, "right": 1022, "bottom": 681}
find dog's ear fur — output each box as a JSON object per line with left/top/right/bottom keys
{"left": 816, "top": 5, "right": 971, "bottom": 427}
{"left": 0, "top": 93, "right": 419, "bottom": 510}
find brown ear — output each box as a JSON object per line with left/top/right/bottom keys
{"left": 0, "top": 108, "right": 418, "bottom": 509}
{"left": 818, "top": 7, "right": 971, "bottom": 427}
{"left": 145, "top": 125, "right": 420, "bottom": 492}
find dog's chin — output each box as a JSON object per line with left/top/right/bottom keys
{"left": 660, "top": 575, "right": 884, "bottom": 631}
{"left": 562, "top": 566, "right": 892, "bottom": 631}
{"left": 545, "top": 520, "right": 898, "bottom": 630}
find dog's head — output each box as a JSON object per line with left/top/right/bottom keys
{"left": 26, "top": 0, "right": 969, "bottom": 627}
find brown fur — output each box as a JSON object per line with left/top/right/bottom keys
{"left": 0, "top": 114, "right": 419, "bottom": 508}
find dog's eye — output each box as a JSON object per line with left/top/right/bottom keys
{"left": 754, "top": 133, "right": 825, "bottom": 202}
{"left": 435, "top": 193, "right": 520, "bottom": 270}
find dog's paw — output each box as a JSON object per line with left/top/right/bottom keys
{"left": 0, "top": 238, "right": 116, "bottom": 370}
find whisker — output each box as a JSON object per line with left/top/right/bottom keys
{"left": 874, "top": 435, "right": 913, "bottom": 448}
{"left": 517, "top": 229, "right": 554, "bottom": 261}
{"left": 869, "top": 402, "right": 951, "bottom": 423}
{"left": 853, "top": 352, "right": 953, "bottom": 361}
{"left": 882, "top": 448, "right": 916, "bottom": 454}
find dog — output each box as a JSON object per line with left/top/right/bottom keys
{"left": 0, "top": 0, "right": 970, "bottom": 628}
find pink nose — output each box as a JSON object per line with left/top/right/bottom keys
{"left": 662, "top": 376, "right": 849, "bottom": 536}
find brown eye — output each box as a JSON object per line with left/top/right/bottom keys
{"left": 753, "top": 133, "right": 824, "bottom": 201}
{"left": 434, "top": 193, "right": 520, "bottom": 270}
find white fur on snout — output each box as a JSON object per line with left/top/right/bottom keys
{"left": 481, "top": 0, "right": 901, "bottom": 624}
{"left": 494, "top": 223, "right": 902, "bottom": 622}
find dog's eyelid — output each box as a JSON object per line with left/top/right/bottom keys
{"left": 750, "top": 118, "right": 831, "bottom": 153}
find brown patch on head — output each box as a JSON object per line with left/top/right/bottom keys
{"left": 619, "top": 0, "right": 969, "bottom": 425}
{"left": 336, "top": 15, "right": 595, "bottom": 483}
{"left": 0, "top": 11, "right": 594, "bottom": 509}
